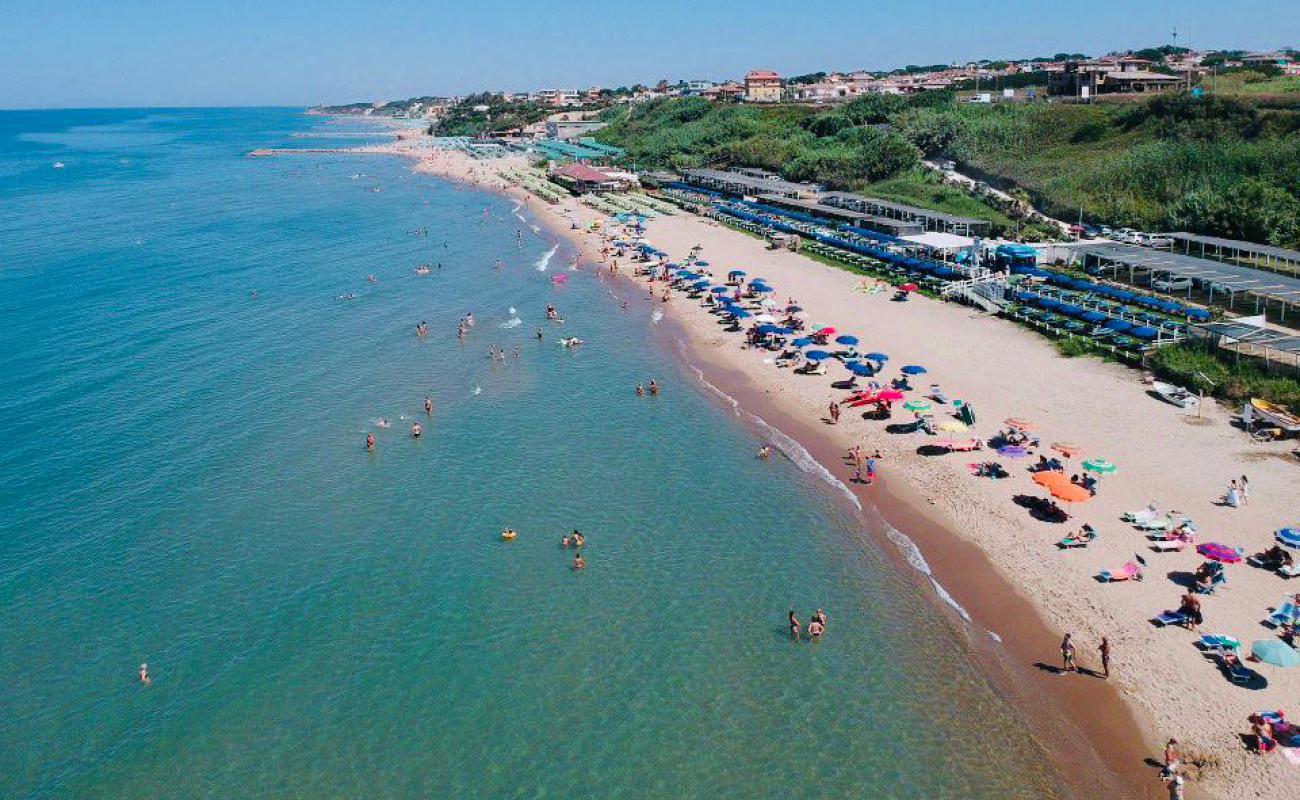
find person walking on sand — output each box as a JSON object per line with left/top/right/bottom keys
{"left": 829, "top": 401, "right": 840, "bottom": 425}
{"left": 1060, "top": 633, "right": 1077, "bottom": 673}
{"left": 1163, "top": 738, "right": 1179, "bottom": 772}
{"left": 1099, "top": 637, "right": 1111, "bottom": 679}
{"left": 1240, "top": 474, "right": 1249, "bottom": 505}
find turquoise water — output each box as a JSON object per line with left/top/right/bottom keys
{"left": 1, "top": 109, "right": 1064, "bottom": 798}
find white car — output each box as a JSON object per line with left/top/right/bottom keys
{"left": 1152, "top": 276, "right": 1192, "bottom": 292}
{"left": 1144, "top": 235, "right": 1173, "bottom": 249}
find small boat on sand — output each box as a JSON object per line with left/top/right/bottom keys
{"left": 1152, "top": 381, "right": 1197, "bottom": 409}
{"left": 1248, "top": 398, "right": 1300, "bottom": 434}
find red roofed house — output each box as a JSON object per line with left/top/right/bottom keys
{"left": 550, "top": 163, "right": 635, "bottom": 193}
{"left": 744, "top": 70, "right": 783, "bottom": 103}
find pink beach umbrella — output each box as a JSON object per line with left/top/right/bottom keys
{"left": 1196, "top": 543, "right": 1243, "bottom": 564}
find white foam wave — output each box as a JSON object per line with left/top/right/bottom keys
{"left": 500, "top": 317, "right": 522, "bottom": 328}
{"left": 675, "top": 337, "right": 978, "bottom": 630}
{"left": 529, "top": 224, "right": 541, "bottom": 234}
{"left": 472, "top": 386, "right": 481, "bottom": 395}
{"left": 534, "top": 243, "right": 558, "bottom": 272}
{"left": 651, "top": 310, "right": 664, "bottom": 324}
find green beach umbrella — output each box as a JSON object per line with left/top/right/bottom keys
{"left": 1083, "top": 458, "right": 1117, "bottom": 475}
{"left": 903, "top": 400, "right": 931, "bottom": 413}
{"left": 1251, "top": 639, "right": 1300, "bottom": 668}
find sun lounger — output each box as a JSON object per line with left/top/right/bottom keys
{"left": 1134, "top": 516, "right": 1174, "bottom": 531}
{"left": 1194, "top": 570, "right": 1227, "bottom": 595}
{"left": 1058, "top": 529, "right": 1097, "bottom": 549}
{"left": 1149, "top": 539, "right": 1189, "bottom": 552}
{"left": 1220, "top": 653, "right": 1256, "bottom": 686}
{"left": 1280, "top": 564, "right": 1300, "bottom": 579}
{"left": 1198, "top": 633, "right": 1241, "bottom": 652}
{"left": 1266, "top": 600, "right": 1299, "bottom": 628}
{"left": 1098, "top": 561, "right": 1142, "bottom": 582}
{"left": 1152, "top": 610, "right": 1188, "bottom": 627}
{"left": 1123, "top": 505, "right": 1161, "bottom": 525}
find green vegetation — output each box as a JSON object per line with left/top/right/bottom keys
{"left": 1149, "top": 343, "right": 1300, "bottom": 414}
{"left": 434, "top": 93, "right": 571, "bottom": 137}
{"left": 901, "top": 93, "right": 1300, "bottom": 247}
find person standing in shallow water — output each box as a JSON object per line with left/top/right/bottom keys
{"left": 788, "top": 610, "right": 801, "bottom": 639}
{"left": 424, "top": 396, "right": 434, "bottom": 416}
{"left": 1060, "top": 633, "right": 1077, "bottom": 673}
{"left": 1099, "top": 637, "right": 1111, "bottom": 679}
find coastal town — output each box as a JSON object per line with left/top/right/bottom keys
{"left": 295, "top": 38, "right": 1300, "bottom": 799}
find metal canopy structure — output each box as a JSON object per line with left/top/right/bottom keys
{"left": 754, "top": 193, "right": 924, "bottom": 236}
{"left": 1167, "top": 232, "right": 1300, "bottom": 279}
{"left": 1190, "top": 321, "right": 1300, "bottom": 371}
{"left": 680, "top": 168, "right": 816, "bottom": 199}
{"left": 820, "top": 191, "right": 990, "bottom": 236}
{"left": 1076, "top": 242, "right": 1300, "bottom": 317}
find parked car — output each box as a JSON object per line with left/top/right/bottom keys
{"left": 1081, "top": 224, "right": 1103, "bottom": 238}
{"left": 1097, "top": 225, "right": 1114, "bottom": 238}
{"left": 1113, "top": 228, "right": 1140, "bottom": 244}
{"left": 1068, "top": 223, "right": 1084, "bottom": 236}
{"left": 1152, "top": 276, "right": 1193, "bottom": 292}
{"left": 1145, "top": 235, "right": 1173, "bottom": 248}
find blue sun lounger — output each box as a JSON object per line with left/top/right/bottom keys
{"left": 1266, "top": 600, "right": 1299, "bottom": 628}
{"left": 1153, "top": 610, "right": 1188, "bottom": 627}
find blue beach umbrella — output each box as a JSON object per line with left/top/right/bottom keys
{"left": 804, "top": 350, "right": 832, "bottom": 361}
{"left": 1251, "top": 640, "right": 1300, "bottom": 668}
{"left": 731, "top": 309, "right": 752, "bottom": 319}
{"left": 849, "top": 362, "right": 875, "bottom": 377}
{"left": 711, "top": 286, "right": 730, "bottom": 294}
{"left": 773, "top": 326, "right": 794, "bottom": 335}
{"left": 1081, "top": 311, "right": 1107, "bottom": 323}
{"left": 1275, "top": 527, "right": 1300, "bottom": 550}
{"left": 900, "top": 365, "right": 927, "bottom": 375}
{"left": 792, "top": 337, "right": 814, "bottom": 347}
{"left": 864, "top": 352, "right": 889, "bottom": 362}
{"left": 835, "top": 335, "right": 860, "bottom": 346}
{"left": 757, "top": 323, "right": 781, "bottom": 334}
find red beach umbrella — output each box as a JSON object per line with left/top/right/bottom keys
{"left": 900, "top": 283, "right": 919, "bottom": 292}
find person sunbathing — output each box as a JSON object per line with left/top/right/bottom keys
{"left": 1254, "top": 545, "right": 1293, "bottom": 569}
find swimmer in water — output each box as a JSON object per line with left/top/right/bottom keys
{"left": 636, "top": 384, "right": 646, "bottom": 397}
{"left": 536, "top": 327, "right": 543, "bottom": 340}
{"left": 367, "top": 274, "right": 378, "bottom": 283}
{"left": 139, "top": 662, "right": 151, "bottom": 685}
{"left": 649, "top": 380, "right": 660, "bottom": 396}
{"left": 758, "top": 445, "right": 771, "bottom": 459}
{"left": 377, "top": 418, "right": 390, "bottom": 428}
{"left": 571, "top": 530, "right": 585, "bottom": 547}
{"left": 424, "top": 396, "right": 434, "bottom": 415}
{"left": 621, "top": 302, "right": 628, "bottom": 311}
{"left": 573, "top": 551, "right": 585, "bottom": 570}
{"left": 366, "top": 433, "right": 376, "bottom": 451}
{"left": 788, "top": 611, "right": 801, "bottom": 640}
{"left": 411, "top": 422, "right": 423, "bottom": 438}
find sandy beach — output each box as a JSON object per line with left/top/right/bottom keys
{"left": 313, "top": 132, "right": 1300, "bottom": 798}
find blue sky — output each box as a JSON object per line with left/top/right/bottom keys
{"left": 1, "top": 0, "right": 1296, "bottom": 108}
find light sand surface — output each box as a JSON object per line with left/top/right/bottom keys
{"left": 305, "top": 134, "right": 1300, "bottom": 797}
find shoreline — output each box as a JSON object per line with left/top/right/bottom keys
{"left": 271, "top": 129, "right": 1300, "bottom": 798}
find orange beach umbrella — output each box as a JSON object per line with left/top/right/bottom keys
{"left": 1032, "top": 471, "right": 1070, "bottom": 489}
{"left": 1050, "top": 483, "right": 1092, "bottom": 503}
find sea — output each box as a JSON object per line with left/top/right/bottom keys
{"left": 0, "top": 108, "right": 1064, "bottom": 798}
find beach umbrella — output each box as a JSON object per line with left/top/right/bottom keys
{"left": 1004, "top": 418, "right": 1036, "bottom": 431}
{"left": 728, "top": 270, "right": 747, "bottom": 278}
{"left": 938, "top": 420, "right": 968, "bottom": 432}
{"left": 997, "top": 445, "right": 1030, "bottom": 458}
{"left": 1251, "top": 640, "right": 1300, "bottom": 668}
{"left": 1032, "top": 471, "right": 1070, "bottom": 488}
{"left": 757, "top": 324, "right": 781, "bottom": 334}
{"left": 1276, "top": 528, "right": 1300, "bottom": 550}
{"left": 711, "top": 286, "right": 729, "bottom": 294}
{"left": 848, "top": 362, "right": 875, "bottom": 377}
{"left": 786, "top": 305, "right": 804, "bottom": 313}
{"left": 1050, "top": 483, "right": 1092, "bottom": 503}
{"left": 754, "top": 313, "right": 778, "bottom": 323}
{"left": 864, "top": 352, "right": 889, "bottom": 362}
{"left": 804, "top": 350, "right": 832, "bottom": 361}
{"left": 900, "top": 365, "right": 927, "bottom": 375}
{"left": 696, "top": 261, "right": 709, "bottom": 267}
{"left": 903, "top": 399, "right": 931, "bottom": 413}
{"left": 835, "top": 335, "right": 860, "bottom": 346}
{"left": 731, "top": 309, "right": 753, "bottom": 319}
{"left": 815, "top": 326, "right": 837, "bottom": 336}
{"left": 792, "top": 337, "right": 814, "bottom": 348}
{"left": 1082, "top": 458, "right": 1117, "bottom": 475}
{"left": 900, "top": 283, "right": 919, "bottom": 292}
{"left": 1051, "top": 442, "right": 1083, "bottom": 458}
{"left": 1196, "top": 543, "right": 1243, "bottom": 564}
{"left": 877, "top": 390, "right": 905, "bottom": 402}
